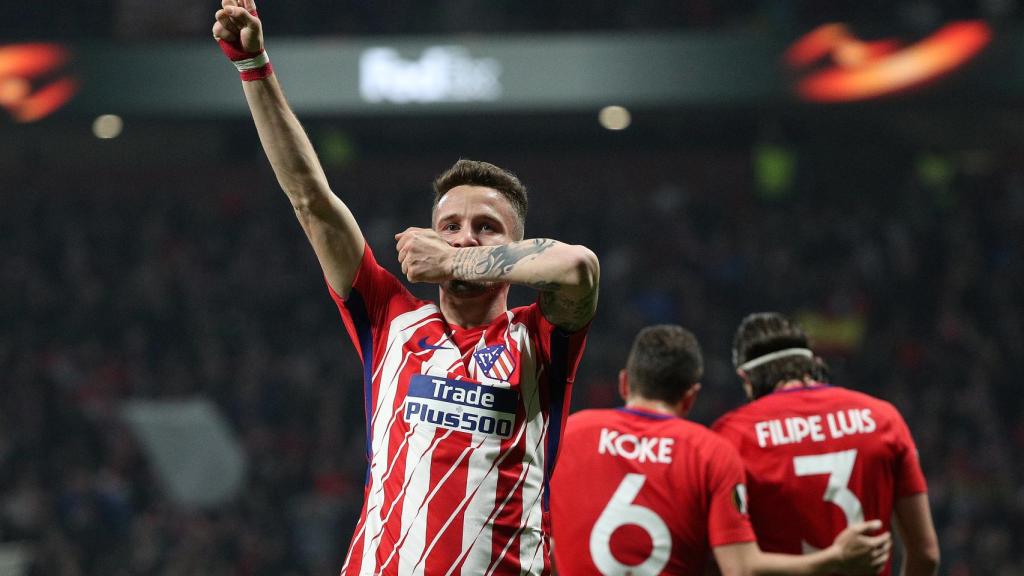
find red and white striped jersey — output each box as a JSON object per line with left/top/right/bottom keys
{"left": 330, "top": 245, "right": 589, "bottom": 576}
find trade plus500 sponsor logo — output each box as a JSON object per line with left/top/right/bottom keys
{"left": 0, "top": 43, "right": 78, "bottom": 123}
{"left": 404, "top": 375, "right": 518, "bottom": 438}
{"left": 786, "top": 21, "right": 991, "bottom": 102}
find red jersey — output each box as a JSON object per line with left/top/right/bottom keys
{"left": 549, "top": 407, "right": 756, "bottom": 575}
{"left": 331, "top": 246, "right": 588, "bottom": 576}
{"left": 712, "top": 384, "right": 928, "bottom": 576}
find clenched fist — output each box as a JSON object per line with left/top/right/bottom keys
{"left": 213, "top": 0, "right": 263, "bottom": 52}
{"left": 395, "top": 227, "right": 457, "bottom": 284}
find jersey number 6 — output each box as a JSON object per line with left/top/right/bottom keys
{"left": 589, "top": 473, "right": 671, "bottom": 576}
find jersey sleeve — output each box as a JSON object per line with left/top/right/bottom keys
{"left": 526, "top": 300, "right": 590, "bottom": 385}
{"left": 327, "top": 243, "right": 414, "bottom": 362}
{"left": 527, "top": 302, "right": 589, "bottom": 512}
{"left": 705, "top": 438, "right": 758, "bottom": 548}
{"left": 887, "top": 405, "right": 928, "bottom": 498}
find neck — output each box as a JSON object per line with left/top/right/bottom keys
{"left": 625, "top": 397, "right": 682, "bottom": 418}
{"left": 439, "top": 285, "right": 509, "bottom": 328}
{"left": 776, "top": 377, "right": 818, "bottom": 391}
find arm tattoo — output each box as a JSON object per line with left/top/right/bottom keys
{"left": 452, "top": 239, "right": 557, "bottom": 281}
{"left": 452, "top": 238, "right": 597, "bottom": 329}
{"left": 540, "top": 285, "right": 599, "bottom": 332}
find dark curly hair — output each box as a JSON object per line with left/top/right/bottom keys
{"left": 732, "top": 312, "right": 817, "bottom": 400}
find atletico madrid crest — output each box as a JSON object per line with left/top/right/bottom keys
{"left": 473, "top": 344, "right": 516, "bottom": 381}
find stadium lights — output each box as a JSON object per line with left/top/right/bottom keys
{"left": 92, "top": 114, "right": 123, "bottom": 139}
{"left": 599, "top": 105, "right": 631, "bottom": 130}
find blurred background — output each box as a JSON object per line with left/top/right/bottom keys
{"left": 1, "top": 1, "right": 1023, "bottom": 574}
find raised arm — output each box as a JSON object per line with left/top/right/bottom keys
{"left": 893, "top": 494, "right": 940, "bottom": 576}
{"left": 395, "top": 229, "right": 599, "bottom": 331}
{"left": 212, "top": 0, "right": 364, "bottom": 298}
{"left": 713, "top": 521, "right": 891, "bottom": 576}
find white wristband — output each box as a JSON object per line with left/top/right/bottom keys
{"left": 233, "top": 51, "right": 270, "bottom": 72}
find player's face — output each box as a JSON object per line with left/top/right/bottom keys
{"left": 434, "top": 185, "right": 521, "bottom": 297}
{"left": 433, "top": 185, "right": 520, "bottom": 247}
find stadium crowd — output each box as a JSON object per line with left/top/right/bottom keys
{"left": 0, "top": 140, "right": 1022, "bottom": 575}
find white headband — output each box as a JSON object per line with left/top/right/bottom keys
{"left": 738, "top": 348, "right": 813, "bottom": 371}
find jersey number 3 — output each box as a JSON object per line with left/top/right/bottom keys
{"left": 589, "top": 473, "right": 671, "bottom": 576}
{"left": 793, "top": 448, "right": 864, "bottom": 552}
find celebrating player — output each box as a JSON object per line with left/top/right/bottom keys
{"left": 713, "top": 313, "right": 940, "bottom": 576}
{"left": 211, "top": 2, "right": 600, "bottom": 574}
{"left": 550, "top": 325, "right": 891, "bottom": 575}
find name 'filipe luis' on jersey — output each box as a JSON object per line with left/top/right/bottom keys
{"left": 752, "top": 407, "right": 876, "bottom": 448}
{"left": 713, "top": 385, "right": 927, "bottom": 576}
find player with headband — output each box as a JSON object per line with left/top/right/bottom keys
{"left": 713, "top": 312, "right": 940, "bottom": 576}
{"left": 550, "top": 324, "right": 891, "bottom": 575}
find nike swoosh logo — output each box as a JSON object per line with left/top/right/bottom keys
{"left": 417, "top": 336, "right": 450, "bottom": 351}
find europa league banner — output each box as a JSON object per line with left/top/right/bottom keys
{"left": 1, "top": 21, "right": 1016, "bottom": 122}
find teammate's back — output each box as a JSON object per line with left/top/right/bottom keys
{"left": 713, "top": 384, "right": 924, "bottom": 573}
{"left": 552, "top": 407, "right": 755, "bottom": 575}
{"left": 719, "top": 312, "right": 939, "bottom": 576}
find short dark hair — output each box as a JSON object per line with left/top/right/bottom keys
{"left": 732, "top": 312, "right": 816, "bottom": 399}
{"left": 432, "top": 159, "right": 528, "bottom": 239}
{"left": 626, "top": 325, "right": 704, "bottom": 405}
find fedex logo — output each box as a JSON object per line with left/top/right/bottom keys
{"left": 359, "top": 46, "right": 502, "bottom": 104}
{"left": 598, "top": 428, "right": 674, "bottom": 464}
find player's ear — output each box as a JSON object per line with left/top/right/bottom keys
{"left": 686, "top": 382, "right": 701, "bottom": 399}
{"left": 618, "top": 369, "right": 629, "bottom": 402}
{"left": 681, "top": 383, "right": 701, "bottom": 413}
{"left": 736, "top": 369, "right": 753, "bottom": 400}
